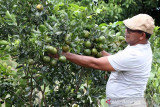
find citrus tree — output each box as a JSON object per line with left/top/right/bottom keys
{"left": 0, "top": 0, "right": 160, "bottom": 106}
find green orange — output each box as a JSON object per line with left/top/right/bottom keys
{"left": 43, "top": 56, "right": 50, "bottom": 63}
{"left": 46, "top": 46, "right": 57, "bottom": 54}
{"left": 97, "top": 43, "right": 104, "bottom": 51}
{"left": 98, "top": 36, "right": 105, "bottom": 43}
{"left": 50, "top": 59, "right": 57, "bottom": 66}
{"left": 91, "top": 48, "right": 98, "bottom": 56}
{"left": 59, "top": 56, "right": 66, "bottom": 63}
{"left": 62, "top": 45, "right": 70, "bottom": 52}
{"left": 96, "top": 52, "right": 103, "bottom": 58}
{"left": 39, "top": 24, "right": 47, "bottom": 33}
{"left": 83, "top": 30, "right": 90, "bottom": 38}
{"left": 84, "top": 41, "right": 91, "bottom": 48}
{"left": 28, "top": 59, "right": 34, "bottom": 65}
{"left": 84, "top": 49, "right": 91, "bottom": 56}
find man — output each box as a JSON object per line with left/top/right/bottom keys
{"left": 61, "top": 14, "right": 155, "bottom": 106}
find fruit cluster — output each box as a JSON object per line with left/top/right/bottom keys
{"left": 82, "top": 30, "right": 106, "bottom": 58}
{"left": 42, "top": 45, "right": 67, "bottom": 66}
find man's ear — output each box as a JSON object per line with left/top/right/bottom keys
{"left": 140, "top": 32, "right": 146, "bottom": 40}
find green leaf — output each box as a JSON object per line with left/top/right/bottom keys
{"left": 5, "top": 11, "right": 12, "bottom": 19}
{"left": 5, "top": 11, "right": 17, "bottom": 26}
{"left": 96, "top": 8, "right": 102, "bottom": 14}
{"left": 149, "top": 72, "right": 155, "bottom": 80}
{"left": 99, "top": 23, "right": 107, "bottom": 28}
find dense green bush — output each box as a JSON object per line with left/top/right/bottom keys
{"left": 0, "top": 0, "right": 160, "bottom": 106}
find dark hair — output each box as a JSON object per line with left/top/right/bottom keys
{"left": 145, "top": 32, "right": 151, "bottom": 39}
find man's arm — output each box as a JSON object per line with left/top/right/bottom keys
{"left": 63, "top": 52, "right": 115, "bottom": 71}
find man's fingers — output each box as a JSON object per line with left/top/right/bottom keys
{"left": 48, "top": 53, "right": 59, "bottom": 59}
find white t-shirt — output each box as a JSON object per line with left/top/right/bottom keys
{"left": 107, "top": 42, "right": 152, "bottom": 98}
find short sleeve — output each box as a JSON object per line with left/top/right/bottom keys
{"left": 108, "top": 50, "right": 139, "bottom": 72}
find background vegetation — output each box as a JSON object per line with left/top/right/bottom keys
{"left": 0, "top": 0, "right": 160, "bottom": 106}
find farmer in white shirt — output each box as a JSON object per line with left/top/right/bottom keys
{"left": 61, "top": 14, "right": 155, "bottom": 106}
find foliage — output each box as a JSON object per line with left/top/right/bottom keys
{"left": 77, "top": 0, "right": 160, "bottom": 25}
{"left": 145, "top": 26, "right": 160, "bottom": 106}
{"left": 0, "top": 0, "right": 160, "bottom": 107}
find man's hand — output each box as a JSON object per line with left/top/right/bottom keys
{"left": 48, "top": 53, "right": 59, "bottom": 59}
{"left": 62, "top": 51, "right": 69, "bottom": 57}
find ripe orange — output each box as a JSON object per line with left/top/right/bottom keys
{"left": 36, "top": 4, "right": 44, "bottom": 11}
